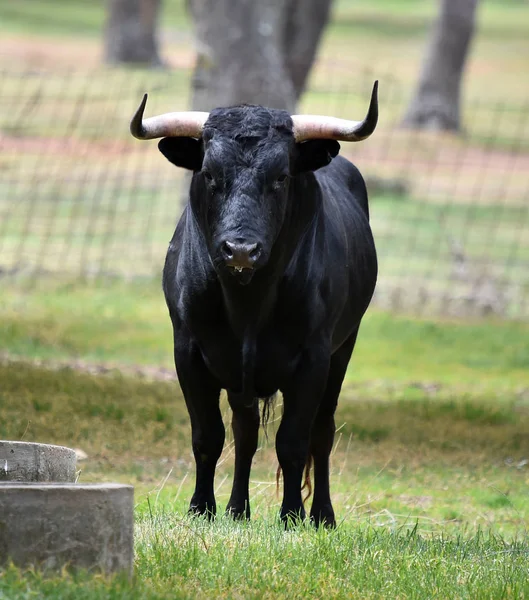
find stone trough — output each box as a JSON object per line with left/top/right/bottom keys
{"left": 0, "top": 483, "right": 134, "bottom": 574}
{"left": 0, "top": 441, "right": 134, "bottom": 575}
{"left": 0, "top": 441, "right": 77, "bottom": 483}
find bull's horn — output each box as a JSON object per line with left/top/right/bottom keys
{"left": 292, "top": 80, "right": 378, "bottom": 142}
{"left": 130, "top": 93, "right": 209, "bottom": 140}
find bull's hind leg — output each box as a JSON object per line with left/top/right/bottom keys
{"left": 174, "top": 336, "right": 224, "bottom": 519}
{"left": 277, "top": 345, "right": 331, "bottom": 525}
{"left": 225, "top": 396, "right": 260, "bottom": 519}
{"left": 309, "top": 329, "right": 359, "bottom": 527}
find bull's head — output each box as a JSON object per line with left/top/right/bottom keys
{"left": 130, "top": 82, "right": 378, "bottom": 284}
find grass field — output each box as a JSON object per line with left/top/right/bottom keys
{"left": 2, "top": 525, "right": 528, "bottom": 598}
{"left": 1, "top": 281, "right": 529, "bottom": 597}
{"left": 2, "top": 280, "right": 529, "bottom": 389}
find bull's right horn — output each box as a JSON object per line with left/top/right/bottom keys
{"left": 130, "top": 93, "right": 209, "bottom": 140}
{"left": 291, "top": 80, "right": 378, "bottom": 142}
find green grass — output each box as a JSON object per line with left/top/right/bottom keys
{"left": 2, "top": 528, "right": 528, "bottom": 599}
{"left": 1, "top": 357, "right": 529, "bottom": 597}
{"left": 0, "top": 0, "right": 189, "bottom": 38}
{"left": 1, "top": 279, "right": 529, "bottom": 596}
{"left": 1, "top": 280, "right": 529, "bottom": 391}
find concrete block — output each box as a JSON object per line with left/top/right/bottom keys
{"left": 0, "top": 483, "right": 134, "bottom": 575}
{"left": 0, "top": 441, "right": 77, "bottom": 482}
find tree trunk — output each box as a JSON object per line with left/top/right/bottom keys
{"left": 282, "top": 0, "right": 333, "bottom": 101}
{"left": 183, "top": 0, "right": 332, "bottom": 207}
{"left": 402, "top": 0, "right": 479, "bottom": 131}
{"left": 188, "top": 0, "right": 333, "bottom": 112}
{"left": 189, "top": 0, "right": 294, "bottom": 111}
{"left": 104, "top": 0, "right": 164, "bottom": 67}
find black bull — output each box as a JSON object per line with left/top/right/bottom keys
{"left": 130, "top": 85, "right": 379, "bottom": 526}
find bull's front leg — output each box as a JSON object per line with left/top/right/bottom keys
{"left": 276, "top": 344, "right": 330, "bottom": 524}
{"left": 225, "top": 397, "right": 260, "bottom": 519}
{"left": 174, "top": 334, "right": 224, "bottom": 518}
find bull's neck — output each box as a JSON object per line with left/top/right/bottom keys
{"left": 217, "top": 267, "right": 280, "bottom": 339}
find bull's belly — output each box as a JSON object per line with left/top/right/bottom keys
{"left": 197, "top": 317, "right": 361, "bottom": 398}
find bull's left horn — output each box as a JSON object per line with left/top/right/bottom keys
{"left": 292, "top": 80, "right": 378, "bottom": 142}
{"left": 130, "top": 93, "right": 209, "bottom": 140}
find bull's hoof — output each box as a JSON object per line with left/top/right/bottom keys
{"left": 280, "top": 506, "right": 306, "bottom": 528}
{"left": 188, "top": 501, "right": 216, "bottom": 520}
{"left": 225, "top": 503, "right": 250, "bottom": 520}
{"left": 310, "top": 504, "right": 336, "bottom": 528}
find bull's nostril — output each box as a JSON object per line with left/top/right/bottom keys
{"left": 248, "top": 244, "right": 260, "bottom": 260}
{"left": 221, "top": 241, "right": 234, "bottom": 259}
{"left": 221, "top": 239, "right": 262, "bottom": 270}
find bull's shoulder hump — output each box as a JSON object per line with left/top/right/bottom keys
{"left": 316, "top": 154, "right": 363, "bottom": 184}
{"left": 316, "top": 155, "right": 369, "bottom": 218}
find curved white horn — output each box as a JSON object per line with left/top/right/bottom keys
{"left": 292, "top": 81, "right": 378, "bottom": 142}
{"left": 130, "top": 93, "right": 209, "bottom": 140}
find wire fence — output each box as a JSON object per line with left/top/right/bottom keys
{"left": 1, "top": 66, "right": 528, "bottom": 319}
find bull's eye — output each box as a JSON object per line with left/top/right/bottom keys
{"left": 202, "top": 170, "right": 217, "bottom": 189}
{"left": 274, "top": 174, "right": 288, "bottom": 187}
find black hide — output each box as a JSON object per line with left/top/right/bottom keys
{"left": 161, "top": 105, "right": 377, "bottom": 526}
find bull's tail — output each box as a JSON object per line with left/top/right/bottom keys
{"left": 275, "top": 455, "right": 313, "bottom": 505}
{"left": 301, "top": 455, "right": 313, "bottom": 503}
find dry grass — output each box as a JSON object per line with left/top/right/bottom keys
{"left": 1, "top": 356, "right": 528, "bottom": 539}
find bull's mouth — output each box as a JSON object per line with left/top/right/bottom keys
{"left": 226, "top": 265, "right": 255, "bottom": 285}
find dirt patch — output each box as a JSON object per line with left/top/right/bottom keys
{"left": 0, "top": 35, "right": 193, "bottom": 71}
{"left": 0, "top": 351, "right": 177, "bottom": 382}
{"left": 398, "top": 495, "right": 433, "bottom": 510}
{"left": 0, "top": 133, "right": 133, "bottom": 159}
{"left": 0, "top": 36, "right": 101, "bottom": 70}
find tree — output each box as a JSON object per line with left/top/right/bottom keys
{"left": 188, "top": 0, "right": 333, "bottom": 112}
{"left": 402, "top": 0, "right": 480, "bottom": 131}
{"left": 281, "top": 0, "right": 334, "bottom": 102}
{"left": 104, "top": 0, "right": 164, "bottom": 67}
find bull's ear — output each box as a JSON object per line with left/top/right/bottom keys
{"left": 293, "top": 139, "right": 340, "bottom": 173}
{"left": 158, "top": 137, "right": 203, "bottom": 171}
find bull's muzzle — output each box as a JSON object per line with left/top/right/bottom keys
{"left": 220, "top": 240, "right": 262, "bottom": 271}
